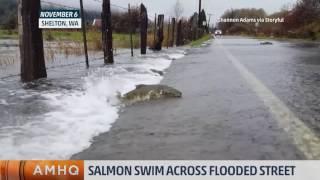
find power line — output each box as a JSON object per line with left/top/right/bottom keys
{"left": 41, "top": 1, "right": 79, "bottom": 9}
{"left": 93, "top": 0, "right": 156, "bottom": 19}
{"left": 41, "top": 0, "right": 157, "bottom": 20}
{"left": 93, "top": 0, "right": 128, "bottom": 10}
{"left": 42, "top": 0, "right": 129, "bottom": 11}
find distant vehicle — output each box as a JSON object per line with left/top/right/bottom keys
{"left": 214, "top": 30, "right": 223, "bottom": 36}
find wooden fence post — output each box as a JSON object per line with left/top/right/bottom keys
{"left": 18, "top": 0, "right": 47, "bottom": 82}
{"left": 154, "top": 14, "right": 164, "bottom": 51}
{"left": 170, "top": 18, "right": 176, "bottom": 47}
{"left": 102, "top": 0, "right": 114, "bottom": 64}
{"left": 79, "top": 0, "right": 89, "bottom": 68}
{"left": 140, "top": 3, "right": 148, "bottom": 55}
{"left": 167, "top": 18, "right": 170, "bottom": 49}
{"left": 128, "top": 4, "right": 133, "bottom": 57}
{"left": 176, "top": 20, "right": 183, "bottom": 46}
{"left": 153, "top": 13, "right": 157, "bottom": 45}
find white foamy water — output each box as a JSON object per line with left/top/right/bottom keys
{"left": 0, "top": 99, "right": 8, "bottom": 105}
{"left": 0, "top": 51, "right": 185, "bottom": 159}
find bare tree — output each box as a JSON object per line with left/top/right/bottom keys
{"left": 280, "top": 3, "right": 293, "bottom": 12}
{"left": 173, "top": 0, "right": 184, "bottom": 20}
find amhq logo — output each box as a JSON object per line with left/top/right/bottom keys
{"left": 39, "top": 10, "right": 82, "bottom": 29}
{"left": 0, "top": 160, "right": 84, "bottom": 180}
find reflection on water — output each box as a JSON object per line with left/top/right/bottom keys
{"left": 221, "top": 38, "right": 320, "bottom": 133}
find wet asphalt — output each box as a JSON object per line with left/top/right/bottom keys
{"left": 72, "top": 36, "right": 320, "bottom": 160}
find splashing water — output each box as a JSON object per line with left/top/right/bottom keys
{"left": 0, "top": 49, "right": 186, "bottom": 159}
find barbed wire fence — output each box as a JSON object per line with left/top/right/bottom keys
{"left": 0, "top": 0, "right": 185, "bottom": 81}
{"left": 0, "top": 0, "right": 134, "bottom": 80}
{"left": 39, "top": 0, "right": 158, "bottom": 59}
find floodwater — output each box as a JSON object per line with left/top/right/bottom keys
{"left": 72, "top": 36, "right": 320, "bottom": 160}
{"left": 223, "top": 37, "right": 320, "bottom": 132}
{"left": 1, "top": 36, "right": 320, "bottom": 160}
{"left": 0, "top": 40, "right": 186, "bottom": 159}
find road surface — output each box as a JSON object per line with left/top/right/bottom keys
{"left": 72, "top": 36, "right": 320, "bottom": 160}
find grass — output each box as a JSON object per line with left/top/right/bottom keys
{"left": 317, "top": 32, "right": 320, "bottom": 40}
{"left": 43, "top": 30, "right": 141, "bottom": 49}
{"left": 189, "top": 34, "right": 212, "bottom": 47}
{"left": 0, "top": 29, "right": 140, "bottom": 49}
{"left": 0, "top": 29, "right": 18, "bottom": 39}
{"left": 0, "top": 29, "right": 215, "bottom": 49}
{"left": 113, "top": 33, "right": 140, "bottom": 49}
{"left": 43, "top": 30, "right": 137, "bottom": 41}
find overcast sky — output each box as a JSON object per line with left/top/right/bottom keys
{"left": 47, "top": 0, "right": 298, "bottom": 24}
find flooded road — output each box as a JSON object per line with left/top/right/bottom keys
{"left": 1, "top": 36, "right": 320, "bottom": 160}
{"left": 220, "top": 37, "right": 320, "bottom": 132}
{"left": 73, "top": 36, "right": 320, "bottom": 160}
{"left": 216, "top": 37, "right": 320, "bottom": 159}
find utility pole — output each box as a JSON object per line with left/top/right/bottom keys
{"left": 207, "top": 13, "right": 213, "bottom": 32}
{"left": 79, "top": 0, "right": 89, "bottom": 68}
{"left": 198, "top": 0, "right": 202, "bottom": 27}
{"left": 18, "top": 0, "right": 47, "bottom": 82}
{"left": 207, "top": 13, "right": 213, "bottom": 27}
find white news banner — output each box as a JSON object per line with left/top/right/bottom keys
{"left": 39, "top": 18, "right": 82, "bottom": 29}
{"left": 84, "top": 161, "right": 320, "bottom": 180}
